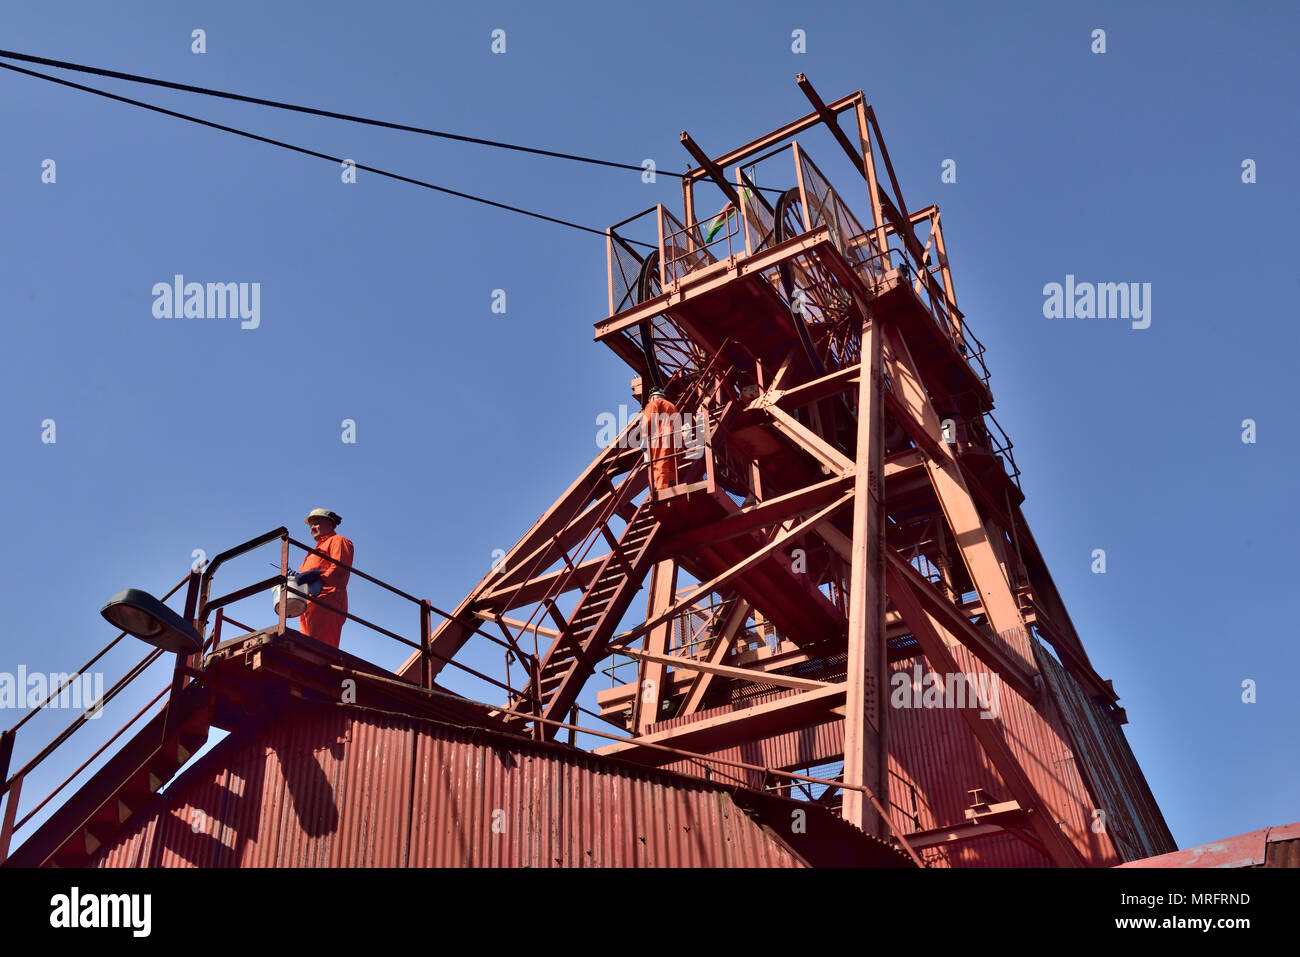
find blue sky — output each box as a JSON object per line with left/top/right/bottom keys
{"left": 1, "top": 0, "right": 1296, "bottom": 857}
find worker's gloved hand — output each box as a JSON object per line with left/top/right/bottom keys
{"left": 295, "top": 569, "right": 323, "bottom": 585}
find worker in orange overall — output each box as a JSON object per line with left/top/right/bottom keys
{"left": 642, "top": 388, "right": 680, "bottom": 491}
{"left": 295, "top": 508, "right": 353, "bottom": 649}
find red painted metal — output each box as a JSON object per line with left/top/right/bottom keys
{"left": 650, "top": 646, "right": 1122, "bottom": 867}
{"left": 1117, "top": 822, "right": 1300, "bottom": 869}
{"left": 17, "top": 76, "right": 1184, "bottom": 869}
{"left": 89, "top": 705, "right": 907, "bottom": 868}
{"left": 1033, "top": 642, "right": 1175, "bottom": 860}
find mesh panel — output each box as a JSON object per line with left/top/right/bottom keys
{"left": 739, "top": 174, "right": 778, "bottom": 252}
{"left": 797, "top": 147, "right": 884, "bottom": 287}
{"left": 608, "top": 233, "right": 647, "bottom": 315}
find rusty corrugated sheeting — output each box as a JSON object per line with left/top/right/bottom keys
{"left": 407, "top": 728, "right": 794, "bottom": 866}
{"left": 889, "top": 638, "right": 1120, "bottom": 866}
{"left": 651, "top": 638, "right": 1126, "bottom": 867}
{"left": 1117, "top": 822, "right": 1300, "bottom": 869}
{"left": 884, "top": 663, "right": 1053, "bottom": 868}
{"left": 92, "top": 705, "right": 819, "bottom": 867}
{"left": 1033, "top": 641, "right": 1176, "bottom": 861}
{"left": 1265, "top": 828, "right": 1300, "bottom": 868}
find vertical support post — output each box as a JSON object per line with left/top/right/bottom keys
{"left": 0, "top": 772, "right": 22, "bottom": 863}
{"left": 277, "top": 534, "right": 289, "bottom": 636}
{"left": 681, "top": 175, "right": 697, "bottom": 259}
{"left": 162, "top": 571, "right": 202, "bottom": 741}
{"left": 179, "top": 570, "right": 201, "bottom": 688}
{"left": 736, "top": 169, "right": 754, "bottom": 257}
{"left": 196, "top": 562, "right": 215, "bottom": 650}
{"left": 0, "top": 727, "right": 15, "bottom": 858}
{"left": 529, "top": 657, "right": 544, "bottom": 742}
{"left": 656, "top": 203, "right": 667, "bottom": 288}
{"left": 210, "top": 608, "right": 225, "bottom": 652}
{"left": 791, "top": 142, "right": 813, "bottom": 233}
{"left": 420, "top": 600, "right": 432, "bottom": 690}
{"left": 842, "top": 314, "right": 886, "bottom": 835}
{"left": 634, "top": 560, "right": 677, "bottom": 734}
{"left": 605, "top": 228, "right": 616, "bottom": 316}
{"left": 0, "top": 731, "right": 14, "bottom": 802}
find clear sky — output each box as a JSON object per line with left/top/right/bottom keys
{"left": 1, "top": 0, "right": 1296, "bottom": 857}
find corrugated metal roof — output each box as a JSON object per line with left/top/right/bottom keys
{"left": 90, "top": 703, "right": 910, "bottom": 868}
{"left": 1117, "top": 822, "right": 1300, "bottom": 869}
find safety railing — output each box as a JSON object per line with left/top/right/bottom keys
{"left": 983, "top": 412, "right": 1022, "bottom": 490}
{"left": 0, "top": 525, "right": 552, "bottom": 862}
{"left": 600, "top": 591, "right": 748, "bottom": 688}
{"left": 857, "top": 244, "right": 992, "bottom": 388}
{"left": 198, "top": 527, "right": 529, "bottom": 702}
{"left": 491, "top": 456, "right": 651, "bottom": 719}
{"left": 610, "top": 143, "right": 992, "bottom": 396}
{"left": 766, "top": 767, "right": 931, "bottom": 837}
{"left": 887, "top": 768, "right": 927, "bottom": 834}
{"left": 0, "top": 570, "right": 196, "bottom": 862}
{"left": 953, "top": 413, "right": 1021, "bottom": 491}
{"left": 660, "top": 204, "right": 737, "bottom": 286}
{"left": 605, "top": 202, "right": 739, "bottom": 314}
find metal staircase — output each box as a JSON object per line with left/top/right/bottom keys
{"left": 512, "top": 502, "right": 662, "bottom": 737}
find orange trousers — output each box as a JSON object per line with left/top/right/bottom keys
{"left": 643, "top": 396, "right": 680, "bottom": 490}
{"left": 299, "top": 589, "right": 346, "bottom": 648}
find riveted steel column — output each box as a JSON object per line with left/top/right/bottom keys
{"left": 842, "top": 314, "right": 886, "bottom": 835}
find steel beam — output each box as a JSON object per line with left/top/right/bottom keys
{"left": 594, "top": 685, "right": 847, "bottom": 763}
{"left": 883, "top": 325, "right": 1033, "bottom": 668}
{"left": 634, "top": 560, "right": 677, "bottom": 734}
{"left": 659, "top": 475, "right": 853, "bottom": 555}
{"left": 842, "top": 316, "right": 887, "bottom": 835}
{"left": 619, "top": 646, "right": 831, "bottom": 692}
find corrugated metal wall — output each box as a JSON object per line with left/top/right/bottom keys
{"left": 863, "top": 639, "right": 1118, "bottom": 868}
{"left": 1033, "top": 641, "right": 1177, "bottom": 860}
{"left": 649, "top": 641, "right": 1133, "bottom": 867}
{"left": 91, "top": 706, "right": 806, "bottom": 868}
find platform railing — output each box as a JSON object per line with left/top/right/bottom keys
{"left": 0, "top": 570, "right": 195, "bottom": 862}
{"left": 0, "top": 526, "right": 541, "bottom": 862}
{"left": 198, "top": 527, "right": 529, "bottom": 702}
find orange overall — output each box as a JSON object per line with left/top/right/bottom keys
{"left": 643, "top": 395, "right": 680, "bottom": 491}
{"left": 298, "top": 532, "right": 353, "bottom": 648}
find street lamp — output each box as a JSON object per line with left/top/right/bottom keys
{"left": 100, "top": 588, "right": 202, "bottom": 655}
